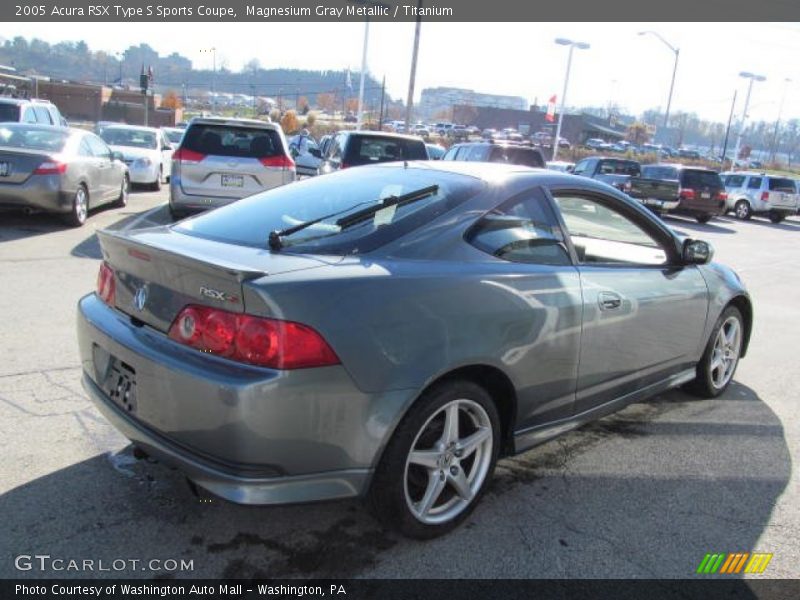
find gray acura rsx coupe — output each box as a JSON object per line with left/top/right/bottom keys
{"left": 77, "top": 162, "right": 752, "bottom": 538}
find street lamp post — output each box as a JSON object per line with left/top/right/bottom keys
{"left": 552, "top": 38, "right": 590, "bottom": 162}
{"left": 200, "top": 47, "right": 217, "bottom": 114}
{"left": 357, "top": 19, "right": 370, "bottom": 130}
{"left": 770, "top": 78, "right": 791, "bottom": 163}
{"left": 638, "top": 31, "right": 679, "bottom": 136}
{"left": 405, "top": 0, "right": 423, "bottom": 131}
{"left": 731, "top": 71, "right": 766, "bottom": 168}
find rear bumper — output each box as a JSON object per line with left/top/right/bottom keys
{"left": 127, "top": 163, "right": 159, "bottom": 184}
{"left": 76, "top": 293, "right": 414, "bottom": 504}
{"left": 0, "top": 177, "right": 71, "bottom": 213}
{"left": 638, "top": 197, "right": 680, "bottom": 211}
{"left": 676, "top": 198, "right": 726, "bottom": 216}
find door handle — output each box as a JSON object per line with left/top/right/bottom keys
{"left": 598, "top": 291, "right": 622, "bottom": 311}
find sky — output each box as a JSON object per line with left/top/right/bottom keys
{"left": 4, "top": 21, "right": 800, "bottom": 124}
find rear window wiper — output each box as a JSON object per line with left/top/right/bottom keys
{"left": 268, "top": 184, "right": 439, "bottom": 251}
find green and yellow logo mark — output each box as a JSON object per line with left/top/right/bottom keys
{"left": 696, "top": 552, "right": 773, "bottom": 574}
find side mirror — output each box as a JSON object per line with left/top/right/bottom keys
{"left": 566, "top": 165, "right": 574, "bottom": 173}
{"left": 111, "top": 151, "right": 125, "bottom": 162}
{"left": 683, "top": 239, "right": 714, "bottom": 265}
{"left": 308, "top": 147, "right": 322, "bottom": 159}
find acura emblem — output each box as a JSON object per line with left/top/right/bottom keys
{"left": 133, "top": 285, "right": 148, "bottom": 311}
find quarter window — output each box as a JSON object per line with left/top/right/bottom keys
{"left": 553, "top": 193, "right": 668, "bottom": 266}
{"left": 747, "top": 177, "right": 762, "bottom": 190}
{"left": 467, "top": 189, "right": 571, "bottom": 266}
{"left": 725, "top": 174, "right": 745, "bottom": 187}
{"left": 22, "top": 108, "right": 37, "bottom": 123}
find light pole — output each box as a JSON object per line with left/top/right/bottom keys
{"left": 638, "top": 31, "right": 679, "bottom": 137}
{"left": 115, "top": 52, "right": 123, "bottom": 85}
{"left": 552, "top": 37, "right": 590, "bottom": 162}
{"left": 731, "top": 71, "right": 766, "bottom": 168}
{"left": 405, "top": 0, "right": 423, "bottom": 131}
{"left": 200, "top": 47, "right": 217, "bottom": 114}
{"left": 770, "top": 78, "right": 791, "bottom": 163}
{"left": 357, "top": 19, "right": 370, "bottom": 130}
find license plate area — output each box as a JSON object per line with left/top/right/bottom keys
{"left": 221, "top": 174, "right": 244, "bottom": 188}
{"left": 701, "top": 192, "right": 711, "bottom": 199}
{"left": 93, "top": 344, "right": 137, "bottom": 414}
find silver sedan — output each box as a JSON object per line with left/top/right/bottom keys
{"left": 0, "top": 124, "right": 129, "bottom": 226}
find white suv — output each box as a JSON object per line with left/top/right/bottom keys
{"left": 721, "top": 171, "right": 799, "bottom": 223}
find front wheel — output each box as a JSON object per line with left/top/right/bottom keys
{"left": 734, "top": 200, "right": 752, "bottom": 220}
{"left": 368, "top": 380, "right": 500, "bottom": 539}
{"left": 684, "top": 306, "right": 744, "bottom": 398}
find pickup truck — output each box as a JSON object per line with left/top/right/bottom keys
{"left": 628, "top": 164, "right": 727, "bottom": 223}
{"left": 572, "top": 157, "right": 641, "bottom": 192}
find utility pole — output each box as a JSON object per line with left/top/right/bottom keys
{"left": 769, "top": 78, "right": 791, "bottom": 163}
{"left": 552, "top": 38, "right": 590, "bottom": 162}
{"left": 732, "top": 72, "right": 766, "bottom": 169}
{"left": 357, "top": 18, "right": 370, "bottom": 130}
{"left": 378, "top": 75, "right": 386, "bottom": 131}
{"left": 404, "top": 0, "right": 423, "bottom": 130}
{"left": 720, "top": 90, "right": 737, "bottom": 166}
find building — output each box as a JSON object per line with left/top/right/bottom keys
{"left": 419, "top": 87, "right": 528, "bottom": 120}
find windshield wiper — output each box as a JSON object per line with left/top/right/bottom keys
{"left": 268, "top": 184, "right": 439, "bottom": 251}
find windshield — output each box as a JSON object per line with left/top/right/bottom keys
{"left": 100, "top": 128, "right": 157, "bottom": 149}
{"left": 343, "top": 135, "right": 428, "bottom": 166}
{"left": 681, "top": 170, "right": 723, "bottom": 188}
{"left": 177, "top": 166, "right": 483, "bottom": 255}
{"left": 0, "top": 125, "right": 68, "bottom": 151}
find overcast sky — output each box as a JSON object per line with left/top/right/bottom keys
{"left": 4, "top": 21, "right": 800, "bottom": 123}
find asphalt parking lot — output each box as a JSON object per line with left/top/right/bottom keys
{"left": 1, "top": 188, "right": 798, "bottom": 579}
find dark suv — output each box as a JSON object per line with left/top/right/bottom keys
{"left": 0, "top": 98, "right": 67, "bottom": 126}
{"left": 442, "top": 141, "right": 545, "bottom": 168}
{"left": 321, "top": 131, "right": 428, "bottom": 173}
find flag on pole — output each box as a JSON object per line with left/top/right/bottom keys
{"left": 546, "top": 95, "right": 557, "bottom": 122}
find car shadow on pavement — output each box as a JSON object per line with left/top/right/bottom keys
{"left": 70, "top": 206, "right": 173, "bottom": 260}
{"left": 0, "top": 381, "right": 789, "bottom": 580}
{"left": 663, "top": 215, "right": 737, "bottom": 235}
{"left": 739, "top": 218, "right": 800, "bottom": 232}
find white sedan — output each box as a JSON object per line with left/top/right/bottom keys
{"left": 99, "top": 125, "right": 173, "bottom": 190}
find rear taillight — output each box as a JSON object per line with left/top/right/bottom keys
{"left": 340, "top": 162, "right": 351, "bottom": 169}
{"left": 168, "top": 305, "right": 339, "bottom": 370}
{"left": 96, "top": 262, "right": 116, "bottom": 306}
{"left": 172, "top": 148, "right": 206, "bottom": 164}
{"left": 34, "top": 161, "right": 67, "bottom": 175}
{"left": 716, "top": 192, "right": 728, "bottom": 201}
{"left": 761, "top": 191, "right": 770, "bottom": 201}
{"left": 679, "top": 187, "right": 695, "bottom": 200}
{"left": 259, "top": 155, "right": 295, "bottom": 169}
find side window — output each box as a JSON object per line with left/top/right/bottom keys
{"left": 466, "top": 188, "right": 571, "bottom": 266}
{"left": 553, "top": 193, "right": 668, "bottom": 266}
{"left": 725, "top": 174, "right": 745, "bottom": 187}
{"left": 78, "top": 138, "right": 93, "bottom": 157}
{"left": 442, "top": 146, "right": 459, "bottom": 161}
{"left": 22, "top": 107, "right": 37, "bottom": 123}
{"left": 330, "top": 135, "right": 345, "bottom": 160}
{"left": 572, "top": 159, "right": 591, "bottom": 175}
{"left": 747, "top": 177, "right": 762, "bottom": 190}
{"left": 467, "top": 146, "right": 487, "bottom": 161}
{"left": 33, "top": 106, "right": 53, "bottom": 124}
{"left": 86, "top": 135, "right": 112, "bottom": 159}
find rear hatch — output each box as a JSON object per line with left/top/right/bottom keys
{"left": 173, "top": 121, "right": 294, "bottom": 200}
{"left": 764, "top": 177, "right": 799, "bottom": 210}
{"left": 342, "top": 135, "right": 428, "bottom": 167}
{"left": 98, "top": 227, "right": 337, "bottom": 333}
{"left": 679, "top": 169, "right": 726, "bottom": 213}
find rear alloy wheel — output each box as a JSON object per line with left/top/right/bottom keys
{"left": 734, "top": 200, "right": 752, "bottom": 220}
{"left": 63, "top": 184, "right": 88, "bottom": 227}
{"left": 769, "top": 211, "right": 785, "bottom": 224}
{"left": 685, "top": 306, "right": 743, "bottom": 398}
{"left": 695, "top": 214, "right": 712, "bottom": 224}
{"left": 115, "top": 175, "right": 129, "bottom": 208}
{"left": 368, "top": 380, "right": 499, "bottom": 539}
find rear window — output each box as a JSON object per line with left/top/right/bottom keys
{"left": 343, "top": 135, "right": 427, "bottom": 166}
{"left": 0, "top": 125, "right": 68, "bottom": 151}
{"left": 489, "top": 146, "right": 544, "bottom": 168}
{"left": 768, "top": 178, "right": 796, "bottom": 193}
{"left": 598, "top": 160, "right": 640, "bottom": 176}
{"left": 0, "top": 104, "right": 21, "bottom": 122}
{"left": 680, "top": 170, "right": 723, "bottom": 188}
{"left": 177, "top": 166, "right": 483, "bottom": 255}
{"left": 164, "top": 129, "right": 183, "bottom": 144}
{"left": 100, "top": 128, "right": 157, "bottom": 149}
{"left": 641, "top": 166, "right": 678, "bottom": 180}
{"left": 181, "top": 123, "right": 283, "bottom": 159}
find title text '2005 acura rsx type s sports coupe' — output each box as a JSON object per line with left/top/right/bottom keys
{"left": 77, "top": 162, "right": 752, "bottom": 538}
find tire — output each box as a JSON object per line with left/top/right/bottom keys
{"left": 769, "top": 211, "right": 785, "bottom": 224}
{"left": 368, "top": 379, "right": 500, "bottom": 539}
{"left": 114, "top": 175, "right": 129, "bottom": 208}
{"left": 734, "top": 199, "right": 752, "bottom": 220}
{"left": 63, "top": 184, "right": 89, "bottom": 227}
{"left": 151, "top": 166, "right": 162, "bottom": 191}
{"left": 695, "top": 214, "right": 712, "bottom": 224}
{"left": 684, "top": 306, "right": 744, "bottom": 398}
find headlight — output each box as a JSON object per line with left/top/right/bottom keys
{"left": 134, "top": 157, "right": 152, "bottom": 167}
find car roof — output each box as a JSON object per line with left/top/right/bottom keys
{"left": 0, "top": 122, "right": 70, "bottom": 133}
{"left": 102, "top": 124, "right": 160, "bottom": 133}
{"left": 647, "top": 163, "right": 715, "bottom": 172}
{"left": 189, "top": 116, "right": 278, "bottom": 129}
{"left": 340, "top": 130, "right": 424, "bottom": 141}
{"left": 0, "top": 97, "right": 54, "bottom": 106}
